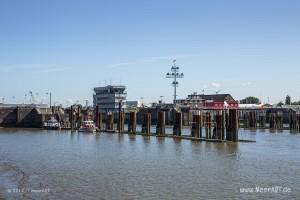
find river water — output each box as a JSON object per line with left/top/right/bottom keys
{"left": 0, "top": 128, "right": 299, "bottom": 200}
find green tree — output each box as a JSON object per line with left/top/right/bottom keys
{"left": 277, "top": 101, "right": 284, "bottom": 107}
{"left": 240, "top": 96, "right": 260, "bottom": 104}
{"left": 285, "top": 95, "right": 291, "bottom": 105}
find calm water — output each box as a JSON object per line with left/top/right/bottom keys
{"left": 0, "top": 128, "right": 299, "bottom": 200}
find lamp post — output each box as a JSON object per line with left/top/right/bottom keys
{"left": 46, "top": 92, "right": 52, "bottom": 108}
{"left": 166, "top": 60, "right": 184, "bottom": 107}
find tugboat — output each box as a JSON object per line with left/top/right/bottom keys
{"left": 44, "top": 116, "right": 61, "bottom": 130}
{"left": 78, "top": 120, "right": 97, "bottom": 133}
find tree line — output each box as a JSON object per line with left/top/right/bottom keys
{"left": 239, "top": 95, "right": 300, "bottom": 106}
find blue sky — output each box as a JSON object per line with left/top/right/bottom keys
{"left": 0, "top": 0, "right": 299, "bottom": 106}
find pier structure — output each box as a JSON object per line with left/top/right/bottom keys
{"left": 3, "top": 103, "right": 300, "bottom": 144}
{"left": 141, "top": 113, "right": 151, "bottom": 135}
{"left": 128, "top": 111, "right": 137, "bottom": 134}
{"left": 156, "top": 111, "right": 166, "bottom": 136}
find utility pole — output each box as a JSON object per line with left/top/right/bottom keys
{"left": 166, "top": 60, "right": 184, "bottom": 107}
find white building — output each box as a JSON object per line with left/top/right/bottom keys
{"left": 93, "top": 85, "right": 127, "bottom": 113}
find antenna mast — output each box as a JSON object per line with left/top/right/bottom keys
{"left": 166, "top": 60, "right": 184, "bottom": 106}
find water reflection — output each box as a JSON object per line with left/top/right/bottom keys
{"left": 0, "top": 129, "right": 299, "bottom": 200}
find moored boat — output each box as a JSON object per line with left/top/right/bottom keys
{"left": 78, "top": 120, "right": 97, "bottom": 133}
{"left": 44, "top": 116, "right": 61, "bottom": 130}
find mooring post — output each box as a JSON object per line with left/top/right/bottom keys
{"left": 215, "top": 111, "right": 222, "bottom": 140}
{"left": 208, "top": 112, "right": 212, "bottom": 139}
{"left": 70, "top": 105, "right": 74, "bottom": 131}
{"left": 121, "top": 112, "right": 125, "bottom": 133}
{"left": 98, "top": 111, "right": 102, "bottom": 131}
{"left": 269, "top": 113, "right": 276, "bottom": 129}
{"left": 221, "top": 110, "right": 226, "bottom": 140}
{"left": 118, "top": 112, "right": 125, "bottom": 133}
{"left": 226, "top": 109, "right": 233, "bottom": 141}
{"left": 142, "top": 113, "right": 151, "bottom": 135}
{"left": 259, "top": 112, "right": 266, "bottom": 128}
{"left": 227, "top": 109, "right": 239, "bottom": 142}
{"left": 191, "top": 113, "right": 202, "bottom": 138}
{"left": 243, "top": 112, "right": 249, "bottom": 128}
{"left": 295, "top": 114, "right": 299, "bottom": 131}
{"left": 77, "top": 106, "right": 81, "bottom": 129}
{"left": 95, "top": 106, "right": 99, "bottom": 127}
{"left": 106, "top": 112, "right": 114, "bottom": 132}
{"left": 232, "top": 109, "right": 239, "bottom": 142}
{"left": 277, "top": 112, "right": 283, "bottom": 129}
{"left": 251, "top": 111, "right": 257, "bottom": 128}
{"left": 205, "top": 112, "right": 209, "bottom": 139}
{"left": 128, "top": 111, "right": 136, "bottom": 134}
{"left": 156, "top": 111, "right": 166, "bottom": 136}
{"left": 173, "top": 111, "right": 182, "bottom": 136}
{"left": 290, "top": 111, "right": 297, "bottom": 131}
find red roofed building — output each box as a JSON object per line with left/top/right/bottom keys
{"left": 175, "top": 93, "right": 239, "bottom": 109}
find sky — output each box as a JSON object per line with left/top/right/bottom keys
{"left": 0, "top": 0, "right": 299, "bottom": 106}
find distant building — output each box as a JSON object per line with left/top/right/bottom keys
{"left": 93, "top": 85, "right": 127, "bottom": 113}
{"left": 0, "top": 103, "right": 49, "bottom": 109}
{"left": 176, "top": 93, "right": 239, "bottom": 109}
{"left": 126, "top": 101, "right": 140, "bottom": 109}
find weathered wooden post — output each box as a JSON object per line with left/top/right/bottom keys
{"left": 243, "top": 112, "right": 249, "bottom": 128}
{"left": 128, "top": 111, "right": 136, "bottom": 134}
{"left": 98, "top": 111, "right": 102, "bottom": 131}
{"left": 142, "top": 113, "right": 151, "bottom": 135}
{"left": 191, "top": 113, "right": 202, "bottom": 138}
{"left": 95, "top": 106, "right": 99, "bottom": 127}
{"left": 290, "top": 111, "right": 297, "bottom": 131}
{"left": 16, "top": 106, "right": 21, "bottom": 125}
{"left": 259, "top": 112, "right": 266, "bottom": 128}
{"left": 173, "top": 111, "right": 182, "bottom": 136}
{"left": 204, "top": 112, "right": 208, "bottom": 139}
{"left": 221, "top": 110, "right": 226, "bottom": 140}
{"left": 227, "top": 109, "right": 239, "bottom": 142}
{"left": 156, "top": 111, "right": 166, "bottom": 136}
{"left": 106, "top": 112, "right": 114, "bottom": 132}
{"left": 276, "top": 112, "right": 283, "bottom": 129}
{"left": 206, "top": 112, "right": 212, "bottom": 139}
{"left": 250, "top": 111, "right": 257, "bottom": 128}
{"left": 269, "top": 113, "right": 276, "bottom": 129}
{"left": 117, "top": 112, "right": 125, "bottom": 133}
{"left": 77, "top": 105, "right": 81, "bottom": 129}
{"left": 214, "top": 111, "right": 222, "bottom": 140}
{"left": 70, "top": 106, "right": 73, "bottom": 131}
{"left": 295, "top": 114, "right": 300, "bottom": 131}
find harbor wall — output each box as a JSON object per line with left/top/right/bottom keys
{"left": 0, "top": 107, "right": 50, "bottom": 128}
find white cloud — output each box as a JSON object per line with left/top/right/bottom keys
{"left": 211, "top": 82, "right": 221, "bottom": 88}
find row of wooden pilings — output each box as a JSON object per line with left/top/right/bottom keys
{"left": 242, "top": 111, "right": 300, "bottom": 131}
{"left": 91, "top": 108, "right": 240, "bottom": 142}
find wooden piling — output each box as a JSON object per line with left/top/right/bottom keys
{"left": 269, "top": 113, "right": 276, "bottom": 129}
{"left": 142, "top": 113, "right": 151, "bottom": 135}
{"left": 98, "top": 111, "right": 102, "bottom": 131}
{"left": 227, "top": 109, "right": 239, "bottom": 142}
{"left": 70, "top": 105, "right": 74, "bottom": 131}
{"left": 77, "top": 106, "right": 81, "bottom": 129}
{"left": 156, "top": 111, "right": 166, "bottom": 136}
{"left": 221, "top": 110, "right": 226, "bottom": 140}
{"left": 117, "top": 112, "right": 125, "bottom": 133}
{"left": 259, "top": 112, "right": 266, "bottom": 128}
{"left": 214, "top": 111, "right": 222, "bottom": 140}
{"left": 173, "top": 111, "right": 182, "bottom": 136}
{"left": 128, "top": 111, "right": 136, "bottom": 134}
{"left": 205, "top": 112, "right": 212, "bottom": 139}
{"left": 106, "top": 112, "right": 114, "bottom": 132}
{"left": 191, "top": 113, "right": 202, "bottom": 138}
